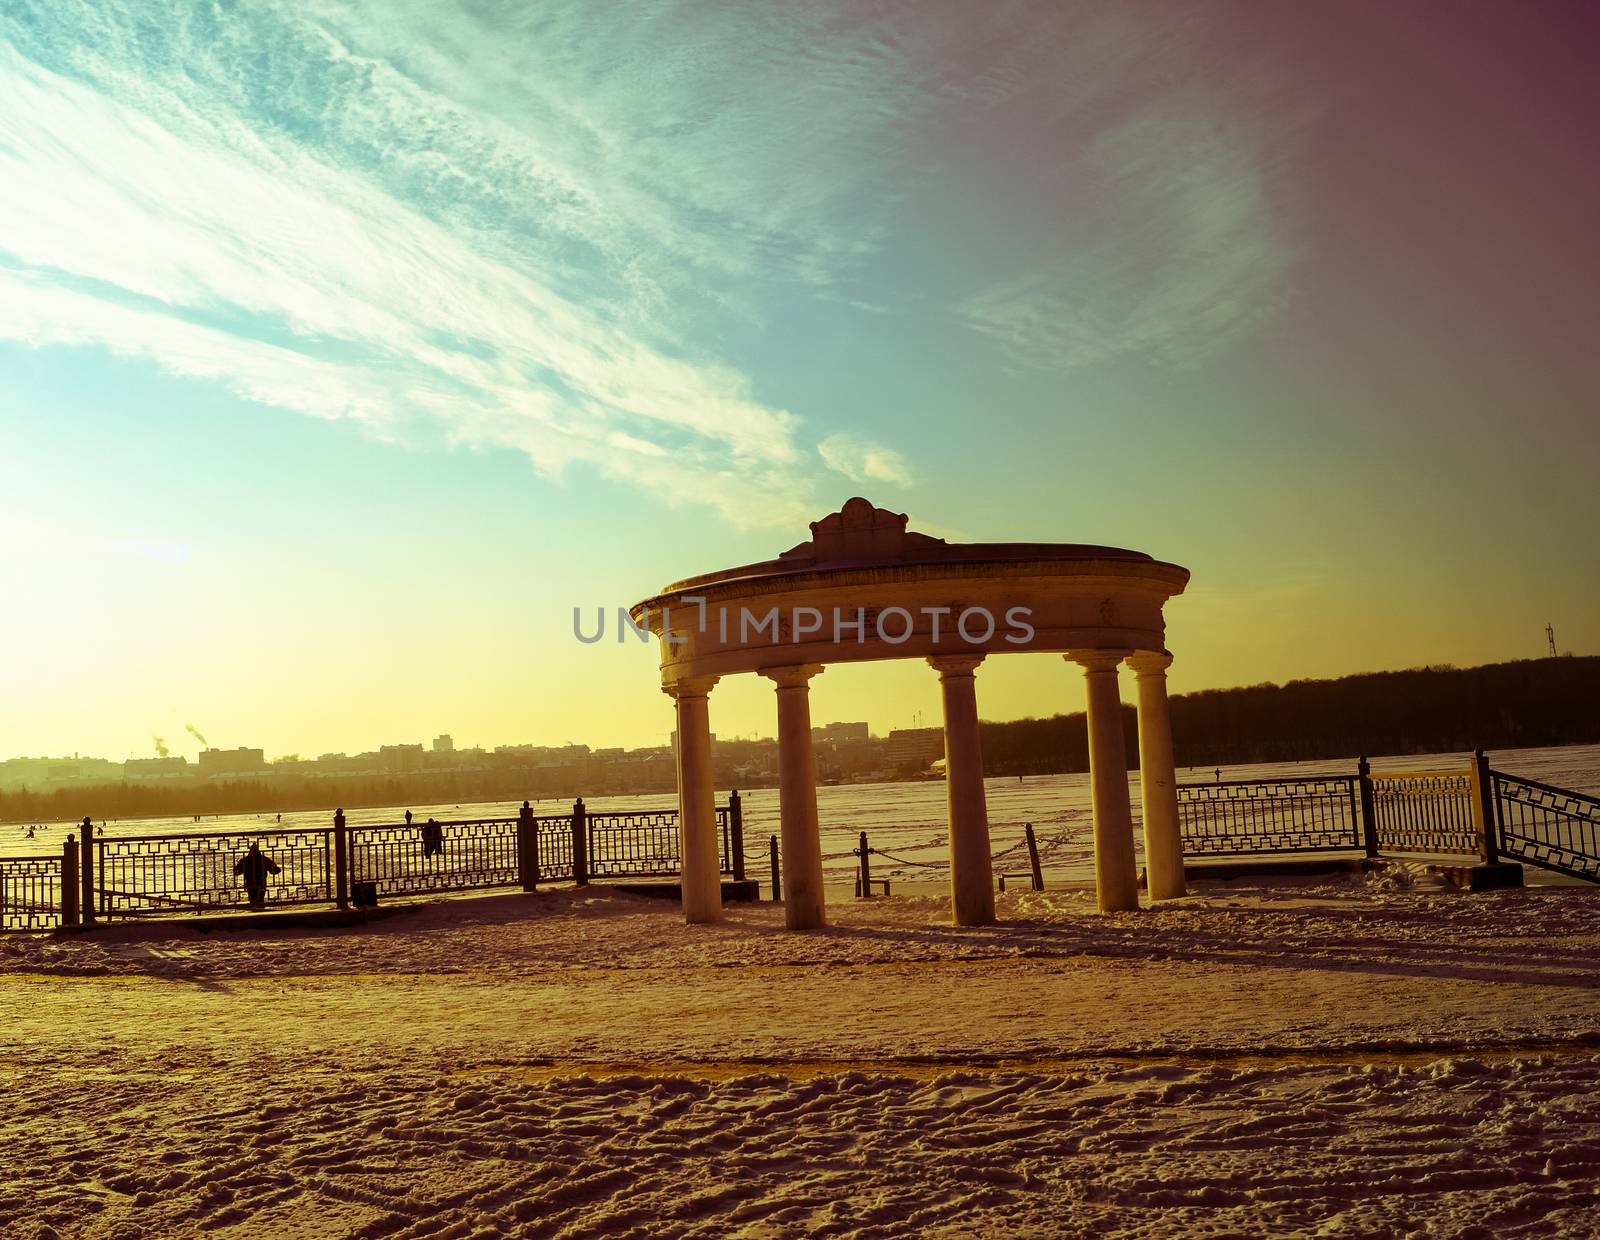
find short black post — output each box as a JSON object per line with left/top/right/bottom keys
{"left": 1474, "top": 747, "right": 1500, "bottom": 864}
{"left": 518, "top": 800, "right": 538, "bottom": 890}
{"left": 572, "top": 797, "right": 589, "bottom": 885}
{"left": 769, "top": 834, "right": 780, "bottom": 902}
{"left": 858, "top": 830, "right": 872, "bottom": 899}
{"left": 333, "top": 808, "right": 349, "bottom": 910}
{"left": 730, "top": 789, "right": 746, "bottom": 882}
{"left": 1357, "top": 756, "right": 1378, "bottom": 859}
{"left": 79, "top": 818, "right": 95, "bottom": 925}
{"left": 61, "top": 836, "right": 80, "bottom": 928}
{"left": 1024, "top": 822, "right": 1043, "bottom": 892}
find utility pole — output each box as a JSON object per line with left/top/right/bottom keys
{"left": 1546, "top": 623, "right": 1557, "bottom": 658}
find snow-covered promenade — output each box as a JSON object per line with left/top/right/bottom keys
{"left": 6, "top": 877, "right": 1600, "bottom": 1237}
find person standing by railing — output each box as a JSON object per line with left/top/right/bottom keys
{"left": 421, "top": 818, "right": 444, "bottom": 860}
{"left": 233, "top": 841, "right": 280, "bottom": 911}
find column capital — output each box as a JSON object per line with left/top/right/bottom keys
{"left": 1066, "top": 648, "right": 1133, "bottom": 674}
{"left": 1126, "top": 650, "right": 1173, "bottom": 677}
{"left": 927, "top": 653, "right": 985, "bottom": 679}
{"left": 662, "top": 674, "right": 720, "bottom": 700}
{"left": 760, "top": 663, "right": 825, "bottom": 690}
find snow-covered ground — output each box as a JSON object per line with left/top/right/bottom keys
{"left": 6, "top": 875, "right": 1600, "bottom": 1237}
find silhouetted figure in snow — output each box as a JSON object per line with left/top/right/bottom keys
{"left": 421, "top": 818, "right": 444, "bottom": 859}
{"left": 405, "top": 809, "right": 413, "bottom": 826}
{"left": 234, "top": 841, "right": 281, "bottom": 910}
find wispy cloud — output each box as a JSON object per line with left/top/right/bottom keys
{"left": 817, "top": 433, "right": 913, "bottom": 487}
{"left": 0, "top": 1, "right": 1302, "bottom": 525}
{"left": 1, "top": 2, "right": 914, "bottom": 526}
{"left": 956, "top": 20, "right": 1302, "bottom": 373}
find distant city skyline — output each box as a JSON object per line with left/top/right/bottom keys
{"left": 0, "top": 719, "right": 949, "bottom": 799}
{"left": 1, "top": 721, "right": 884, "bottom": 769}
{"left": 3, "top": 2, "right": 1597, "bottom": 761}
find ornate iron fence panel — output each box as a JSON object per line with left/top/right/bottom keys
{"left": 349, "top": 817, "right": 521, "bottom": 897}
{"left": 1370, "top": 770, "right": 1481, "bottom": 857}
{"left": 587, "top": 809, "right": 683, "bottom": 877}
{"left": 584, "top": 806, "right": 734, "bottom": 877}
{"left": 1178, "top": 777, "right": 1361, "bottom": 854}
{"left": 1492, "top": 771, "right": 1600, "bottom": 882}
{"left": 1, "top": 855, "right": 63, "bottom": 933}
{"left": 97, "top": 828, "right": 333, "bottom": 917}
{"left": 717, "top": 805, "right": 734, "bottom": 875}
{"left": 534, "top": 815, "right": 575, "bottom": 882}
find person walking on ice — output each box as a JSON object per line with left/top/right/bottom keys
{"left": 234, "top": 841, "right": 281, "bottom": 910}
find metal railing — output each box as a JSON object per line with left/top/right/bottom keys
{"left": 96, "top": 827, "right": 334, "bottom": 917}
{"left": 1492, "top": 771, "right": 1600, "bottom": 882}
{"left": 535, "top": 814, "right": 575, "bottom": 884}
{"left": 584, "top": 804, "right": 740, "bottom": 879}
{"left": 16, "top": 792, "right": 746, "bottom": 930}
{"left": 350, "top": 817, "right": 520, "bottom": 897}
{"left": 1177, "top": 755, "right": 1510, "bottom": 865}
{"left": 721, "top": 803, "right": 742, "bottom": 879}
{"left": 17, "top": 762, "right": 1595, "bottom": 931}
{"left": 1368, "top": 769, "right": 1482, "bottom": 858}
{"left": 346, "top": 812, "right": 581, "bottom": 898}
{"left": 1177, "top": 776, "right": 1361, "bottom": 855}
{"left": 0, "top": 853, "right": 68, "bottom": 933}
{"left": 586, "top": 808, "right": 685, "bottom": 878}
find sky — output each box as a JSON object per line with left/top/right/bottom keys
{"left": 1, "top": 0, "right": 1597, "bottom": 762}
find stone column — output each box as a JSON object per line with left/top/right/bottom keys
{"left": 664, "top": 674, "right": 721, "bottom": 924}
{"left": 761, "top": 664, "right": 827, "bottom": 930}
{"left": 929, "top": 654, "right": 995, "bottom": 926}
{"left": 1067, "top": 650, "right": 1139, "bottom": 912}
{"left": 1128, "top": 651, "right": 1186, "bottom": 901}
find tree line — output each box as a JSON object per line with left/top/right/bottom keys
{"left": 976, "top": 656, "right": 1599, "bottom": 776}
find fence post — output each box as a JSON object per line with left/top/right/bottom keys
{"left": 857, "top": 830, "right": 872, "bottom": 899}
{"left": 572, "top": 797, "right": 589, "bottom": 885}
{"left": 333, "top": 808, "right": 349, "bottom": 910}
{"left": 1358, "top": 757, "right": 1378, "bottom": 859}
{"left": 79, "top": 818, "right": 96, "bottom": 924}
{"left": 1472, "top": 747, "right": 1500, "bottom": 864}
{"left": 769, "top": 834, "right": 780, "bottom": 902}
{"left": 1024, "top": 822, "right": 1044, "bottom": 892}
{"left": 730, "top": 789, "right": 746, "bottom": 882}
{"left": 518, "top": 800, "right": 539, "bottom": 890}
{"left": 61, "top": 836, "right": 80, "bottom": 928}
